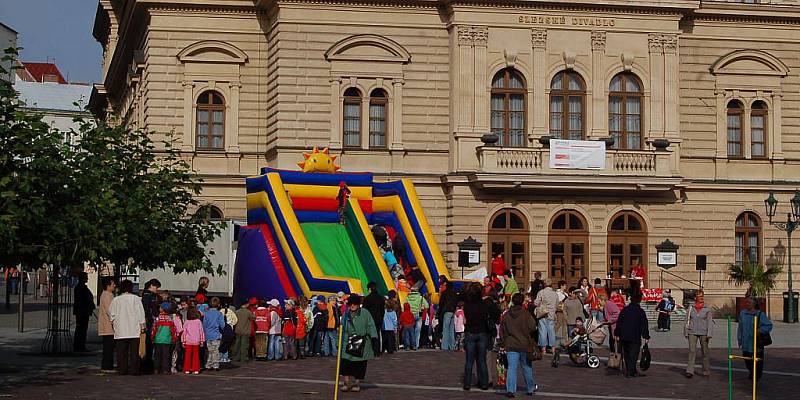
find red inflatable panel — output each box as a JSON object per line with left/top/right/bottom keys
{"left": 291, "top": 197, "right": 372, "bottom": 214}
{"left": 258, "top": 224, "right": 297, "bottom": 299}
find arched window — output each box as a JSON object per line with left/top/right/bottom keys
{"left": 343, "top": 87, "right": 362, "bottom": 147}
{"left": 607, "top": 211, "right": 647, "bottom": 280}
{"left": 196, "top": 90, "right": 225, "bottom": 150}
{"left": 609, "top": 72, "right": 643, "bottom": 150}
{"left": 488, "top": 209, "right": 529, "bottom": 286}
{"left": 736, "top": 212, "right": 761, "bottom": 266}
{"left": 491, "top": 68, "right": 527, "bottom": 147}
{"left": 727, "top": 100, "right": 744, "bottom": 157}
{"left": 208, "top": 205, "right": 224, "bottom": 220}
{"left": 548, "top": 210, "right": 588, "bottom": 284}
{"left": 369, "top": 89, "right": 388, "bottom": 148}
{"left": 550, "top": 71, "right": 585, "bottom": 141}
{"left": 751, "top": 101, "right": 767, "bottom": 158}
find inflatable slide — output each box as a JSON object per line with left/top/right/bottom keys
{"left": 234, "top": 147, "right": 450, "bottom": 304}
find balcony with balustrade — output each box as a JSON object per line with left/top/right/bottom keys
{"left": 469, "top": 144, "right": 684, "bottom": 193}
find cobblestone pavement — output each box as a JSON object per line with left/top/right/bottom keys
{"left": 2, "top": 346, "right": 798, "bottom": 400}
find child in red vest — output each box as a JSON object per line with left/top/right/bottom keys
{"left": 254, "top": 300, "right": 270, "bottom": 360}
{"left": 152, "top": 302, "right": 177, "bottom": 374}
{"left": 400, "top": 303, "right": 415, "bottom": 350}
{"left": 282, "top": 300, "right": 298, "bottom": 360}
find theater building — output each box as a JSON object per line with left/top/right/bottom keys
{"left": 90, "top": 0, "right": 800, "bottom": 316}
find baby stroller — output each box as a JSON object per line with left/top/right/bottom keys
{"left": 551, "top": 319, "right": 606, "bottom": 369}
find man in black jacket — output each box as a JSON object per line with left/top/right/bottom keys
{"left": 140, "top": 278, "right": 161, "bottom": 373}
{"left": 73, "top": 272, "right": 95, "bottom": 352}
{"left": 614, "top": 292, "right": 650, "bottom": 378}
{"left": 362, "top": 282, "right": 385, "bottom": 356}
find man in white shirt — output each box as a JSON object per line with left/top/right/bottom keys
{"left": 109, "top": 279, "right": 146, "bottom": 375}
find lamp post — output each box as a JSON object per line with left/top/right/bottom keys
{"left": 764, "top": 190, "right": 800, "bottom": 323}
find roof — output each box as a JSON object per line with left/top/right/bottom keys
{"left": 13, "top": 80, "right": 92, "bottom": 112}
{"left": 0, "top": 21, "right": 17, "bottom": 34}
{"left": 18, "top": 62, "right": 67, "bottom": 84}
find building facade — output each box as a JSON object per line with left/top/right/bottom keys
{"left": 0, "top": 22, "right": 17, "bottom": 83}
{"left": 90, "top": 0, "right": 800, "bottom": 316}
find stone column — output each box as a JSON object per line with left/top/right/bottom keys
{"left": 391, "top": 78, "right": 405, "bottom": 150}
{"left": 181, "top": 80, "right": 195, "bottom": 152}
{"left": 531, "top": 29, "right": 547, "bottom": 140}
{"left": 473, "top": 26, "right": 489, "bottom": 135}
{"left": 648, "top": 34, "right": 664, "bottom": 142}
{"left": 329, "top": 77, "right": 342, "bottom": 148}
{"left": 590, "top": 31, "right": 607, "bottom": 139}
{"left": 662, "top": 34, "right": 679, "bottom": 139}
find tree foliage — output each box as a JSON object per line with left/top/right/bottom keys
{"left": 0, "top": 48, "right": 222, "bottom": 275}
{"left": 728, "top": 261, "right": 782, "bottom": 298}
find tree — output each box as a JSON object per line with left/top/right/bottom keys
{"left": 728, "top": 261, "right": 782, "bottom": 298}
{"left": 0, "top": 47, "right": 222, "bottom": 276}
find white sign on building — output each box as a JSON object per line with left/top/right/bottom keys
{"left": 549, "top": 139, "right": 606, "bottom": 170}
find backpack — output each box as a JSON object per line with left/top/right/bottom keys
{"left": 327, "top": 306, "right": 339, "bottom": 329}
{"left": 153, "top": 324, "right": 174, "bottom": 344}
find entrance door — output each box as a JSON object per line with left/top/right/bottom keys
{"left": 548, "top": 210, "right": 589, "bottom": 286}
{"left": 488, "top": 209, "right": 529, "bottom": 288}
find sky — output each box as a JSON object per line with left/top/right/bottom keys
{"left": 1, "top": 0, "right": 102, "bottom": 83}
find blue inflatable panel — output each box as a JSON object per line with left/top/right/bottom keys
{"left": 261, "top": 167, "right": 373, "bottom": 187}
{"left": 233, "top": 226, "right": 289, "bottom": 306}
{"left": 247, "top": 208, "right": 270, "bottom": 226}
{"left": 295, "top": 211, "right": 340, "bottom": 223}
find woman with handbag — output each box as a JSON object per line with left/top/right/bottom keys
{"left": 500, "top": 293, "right": 538, "bottom": 398}
{"left": 340, "top": 294, "right": 378, "bottom": 393}
{"left": 737, "top": 296, "right": 773, "bottom": 382}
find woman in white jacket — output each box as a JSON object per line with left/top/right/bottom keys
{"left": 109, "top": 279, "right": 146, "bottom": 375}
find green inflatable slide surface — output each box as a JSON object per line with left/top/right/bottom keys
{"left": 299, "top": 222, "right": 371, "bottom": 287}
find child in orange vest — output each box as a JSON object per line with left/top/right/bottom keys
{"left": 254, "top": 300, "right": 270, "bottom": 360}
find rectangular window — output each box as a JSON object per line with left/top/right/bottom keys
{"left": 567, "top": 96, "right": 583, "bottom": 140}
{"left": 549, "top": 97, "right": 564, "bottom": 139}
{"left": 343, "top": 101, "right": 361, "bottom": 147}
{"left": 609, "top": 96, "right": 622, "bottom": 149}
{"left": 369, "top": 102, "right": 386, "bottom": 148}
{"left": 491, "top": 94, "right": 505, "bottom": 146}
{"left": 751, "top": 113, "right": 766, "bottom": 157}
{"left": 509, "top": 94, "right": 525, "bottom": 147}
{"left": 727, "top": 113, "right": 743, "bottom": 157}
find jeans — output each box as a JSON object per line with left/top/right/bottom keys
{"left": 402, "top": 325, "right": 414, "bottom": 349}
{"left": 538, "top": 318, "right": 556, "bottom": 347}
{"left": 591, "top": 309, "right": 604, "bottom": 323}
{"left": 441, "top": 312, "right": 455, "bottom": 350}
{"left": 268, "top": 335, "right": 283, "bottom": 360}
{"left": 686, "top": 335, "right": 710, "bottom": 375}
{"left": 323, "top": 330, "right": 338, "bottom": 356}
{"left": 463, "top": 332, "right": 489, "bottom": 389}
{"left": 413, "top": 316, "right": 423, "bottom": 349}
{"left": 506, "top": 351, "right": 535, "bottom": 394}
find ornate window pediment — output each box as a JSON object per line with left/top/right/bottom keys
{"left": 177, "top": 40, "right": 248, "bottom": 64}
{"left": 711, "top": 50, "right": 788, "bottom": 77}
{"left": 325, "top": 34, "right": 410, "bottom": 64}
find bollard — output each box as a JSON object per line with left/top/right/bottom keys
{"left": 334, "top": 319, "right": 344, "bottom": 400}
{"left": 18, "top": 277, "right": 24, "bottom": 332}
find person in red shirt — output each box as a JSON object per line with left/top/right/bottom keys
{"left": 491, "top": 253, "right": 507, "bottom": 276}
{"left": 630, "top": 258, "right": 646, "bottom": 285}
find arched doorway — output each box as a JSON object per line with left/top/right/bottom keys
{"left": 548, "top": 210, "right": 588, "bottom": 286}
{"left": 488, "top": 208, "right": 529, "bottom": 288}
{"left": 607, "top": 211, "right": 648, "bottom": 282}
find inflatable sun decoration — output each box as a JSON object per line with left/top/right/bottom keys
{"left": 297, "top": 146, "right": 341, "bottom": 173}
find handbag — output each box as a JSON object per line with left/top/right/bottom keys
{"left": 345, "top": 317, "right": 367, "bottom": 358}
{"left": 757, "top": 312, "right": 772, "bottom": 347}
{"left": 138, "top": 332, "right": 146, "bottom": 359}
{"left": 607, "top": 340, "right": 622, "bottom": 369}
{"left": 639, "top": 343, "right": 651, "bottom": 371}
{"left": 534, "top": 305, "right": 549, "bottom": 319}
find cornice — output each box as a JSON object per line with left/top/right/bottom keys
{"left": 444, "top": 0, "right": 689, "bottom": 16}
{"left": 275, "top": 0, "right": 441, "bottom": 9}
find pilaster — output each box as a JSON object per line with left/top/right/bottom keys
{"left": 531, "top": 29, "right": 547, "bottom": 140}
{"left": 227, "top": 81, "right": 241, "bottom": 154}
{"left": 648, "top": 34, "right": 664, "bottom": 142}
{"left": 181, "top": 80, "right": 195, "bottom": 151}
{"left": 771, "top": 90, "right": 783, "bottom": 159}
{"left": 662, "top": 34, "right": 679, "bottom": 139}
{"left": 473, "top": 26, "right": 489, "bottom": 135}
{"left": 590, "top": 31, "right": 607, "bottom": 140}
{"left": 391, "top": 79, "right": 405, "bottom": 150}
{"left": 329, "top": 77, "right": 342, "bottom": 148}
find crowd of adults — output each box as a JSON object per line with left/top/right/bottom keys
{"left": 57, "top": 262, "right": 774, "bottom": 397}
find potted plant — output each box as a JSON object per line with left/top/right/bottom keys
{"left": 728, "top": 261, "right": 782, "bottom": 321}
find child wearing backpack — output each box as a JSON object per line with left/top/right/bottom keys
{"left": 267, "top": 299, "right": 283, "bottom": 360}
{"left": 152, "top": 302, "right": 177, "bottom": 374}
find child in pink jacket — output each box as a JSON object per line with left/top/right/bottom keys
{"left": 182, "top": 307, "right": 205, "bottom": 374}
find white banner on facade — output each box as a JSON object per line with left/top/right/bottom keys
{"left": 549, "top": 139, "right": 606, "bottom": 170}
